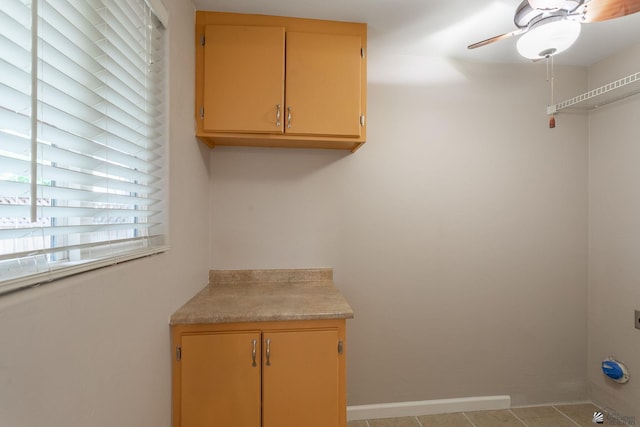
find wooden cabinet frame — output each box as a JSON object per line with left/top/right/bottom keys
{"left": 171, "top": 319, "right": 347, "bottom": 427}
{"left": 195, "top": 11, "right": 367, "bottom": 152}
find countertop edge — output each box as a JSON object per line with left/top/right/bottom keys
{"left": 169, "top": 311, "right": 355, "bottom": 327}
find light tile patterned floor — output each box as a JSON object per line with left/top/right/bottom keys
{"left": 349, "top": 403, "right": 604, "bottom": 427}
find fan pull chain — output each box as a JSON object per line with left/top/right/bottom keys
{"left": 547, "top": 54, "right": 556, "bottom": 128}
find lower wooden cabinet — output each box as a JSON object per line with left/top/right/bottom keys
{"left": 171, "top": 319, "right": 347, "bottom": 427}
{"left": 180, "top": 331, "right": 261, "bottom": 427}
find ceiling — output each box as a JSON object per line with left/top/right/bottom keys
{"left": 193, "top": 0, "right": 640, "bottom": 66}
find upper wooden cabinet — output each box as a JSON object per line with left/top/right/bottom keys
{"left": 195, "top": 11, "right": 367, "bottom": 152}
{"left": 285, "top": 32, "right": 362, "bottom": 138}
{"left": 202, "top": 25, "right": 285, "bottom": 134}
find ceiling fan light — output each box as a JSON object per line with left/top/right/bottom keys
{"left": 516, "top": 19, "right": 581, "bottom": 59}
{"left": 528, "top": 0, "right": 566, "bottom": 10}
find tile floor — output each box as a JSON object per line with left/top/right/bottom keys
{"left": 348, "top": 403, "right": 607, "bottom": 427}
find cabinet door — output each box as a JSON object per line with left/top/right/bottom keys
{"left": 203, "top": 25, "right": 285, "bottom": 133}
{"left": 285, "top": 32, "right": 362, "bottom": 137}
{"left": 262, "top": 329, "right": 339, "bottom": 427}
{"left": 181, "top": 332, "right": 261, "bottom": 427}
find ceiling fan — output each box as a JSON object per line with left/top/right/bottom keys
{"left": 468, "top": 0, "right": 640, "bottom": 59}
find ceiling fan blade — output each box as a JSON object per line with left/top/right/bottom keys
{"left": 467, "top": 28, "right": 526, "bottom": 49}
{"left": 583, "top": 0, "right": 640, "bottom": 22}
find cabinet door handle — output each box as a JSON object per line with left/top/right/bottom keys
{"left": 275, "top": 104, "right": 281, "bottom": 127}
{"left": 287, "top": 107, "right": 292, "bottom": 129}
{"left": 251, "top": 339, "right": 257, "bottom": 367}
{"left": 265, "top": 338, "right": 272, "bottom": 366}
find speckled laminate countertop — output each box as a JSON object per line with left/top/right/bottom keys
{"left": 169, "top": 268, "right": 354, "bottom": 326}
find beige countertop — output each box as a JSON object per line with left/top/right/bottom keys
{"left": 169, "top": 268, "right": 354, "bottom": 326}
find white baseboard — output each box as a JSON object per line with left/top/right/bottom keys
{"left": 347, "top": 395, "right": 511, "bottom": 421}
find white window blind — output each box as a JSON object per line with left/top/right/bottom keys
{"left": 0, "top": 0, "right": 168, "bottom": 295}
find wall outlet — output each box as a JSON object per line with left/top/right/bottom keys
{"left": 636, "top": 310, "right": 640, "bottom": 330}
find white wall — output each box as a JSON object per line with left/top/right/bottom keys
{"left": 588, "top": 43, "right": 640, "bottom": 420}
{"left": 0, "top": 2, "right": 210, "bottom": 426}
{"left": 210, "top": 56, "right": 589, "bottom": 406}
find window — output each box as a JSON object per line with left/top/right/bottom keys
{"left": 0, "top": 0, "right": 168, "bottom": 295}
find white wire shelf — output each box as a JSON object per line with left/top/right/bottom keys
{"left": 547, "top": 71, "right": 640, "bottom": 115}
